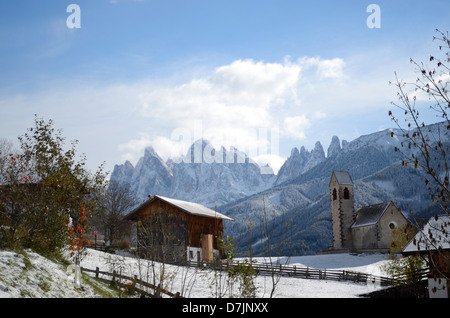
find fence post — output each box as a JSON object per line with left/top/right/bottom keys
{"left": 156, "top": 284, "right": 161, "bottom": 298}
{"left": 111, "top": 270, "right": 116, "bottom": 287}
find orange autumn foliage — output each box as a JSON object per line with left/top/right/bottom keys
{"left": 67, "top": 204, "right": 90, "bottom": 257}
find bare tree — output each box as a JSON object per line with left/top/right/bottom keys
{"left": 93, "top": 180, "right": 138, "bottom": 248}
{"left": 389, "top": 29, "right": 450, "bottom": 280}
{"left": 258, "top": 196, "right": 292, "bottom": 298}
{"left": 0, "top": 139, "right": 14, "bottom": 179}
{"left": 390, "top": 30, "right": 450, "bottom": 209}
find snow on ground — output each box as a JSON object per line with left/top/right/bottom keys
{"left": 0, "top": 249, "right": 106, "bottom": 298}
{"left": 284, "top": 253, "right": 390, "bottom": 277}
{"left": 0, "top": 248, "right": 392, "bottom": 298}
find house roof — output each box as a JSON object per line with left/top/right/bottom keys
{"left": 402, "top": 215, "right": 450, "bottom": 255}
{"left": 351, "top": 202, "right": 391, "bottom": 228}
{"left": 125, "top": 195, "right": 234, "bottom": 222}
{"left": 331, "top": 171, "right": 353, "bottom": 185}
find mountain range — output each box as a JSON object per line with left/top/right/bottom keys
{"left": 111, "top": 139, "right": 276, "bottom": 207}
{"left": 111, "top": 122, "right": 446, "bottom": 256}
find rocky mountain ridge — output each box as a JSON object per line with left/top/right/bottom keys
{"left": 111, "top": 139, "right": 276, "bottom": 207}
{"left": 111, "top": 122, "right": 447, "bottom": 255}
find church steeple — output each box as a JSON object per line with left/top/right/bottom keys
{"left": 329, "top": 171, "right": 354, "bottom": 250}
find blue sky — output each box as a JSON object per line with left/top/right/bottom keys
{"left": 1, "top": 0, "right": 450, "bottom": 175}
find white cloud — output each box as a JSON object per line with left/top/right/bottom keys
{"left": 317, "top": 58, "right": 346, "bottom": 79}
{"left": 117, "top": 133, "right": 153, "bottom": 162}
{"left": 1, "top": 56, "right": 355, "bottom": 173}
{"left": 295, "top": 57, "right": 346, "bottom": 80}
{"left": 134, "top": 58, "right": 309, "bottom": 164}
{"left": 283, "top": 115, "right": 311, "bottom": 140}
{"left": 124, "top": 56, "right": 353, "bottom": 169}
{"left": 253, "top": 153, "right": 286, "bottom": 175}
{"left": 138, "top": 58, "right": 303, "bottom": 127}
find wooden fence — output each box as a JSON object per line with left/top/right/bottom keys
{"left": 255, "top": 263, "right": 400, "bottom": 286}
{"left": 230, "top": 262, "right": 429, "bottom": 287}
{"left": 80, "top": 266, "right": 183, "bottom": 298}
{"left": 81, "top": 262, "right": 429, "bottom": 297}
{"left": 189, "top": 261, "right": 408, "bottom": 287}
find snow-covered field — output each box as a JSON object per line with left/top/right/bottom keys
{"left": 0, "top": 248, "right": 392, "bottom": 298}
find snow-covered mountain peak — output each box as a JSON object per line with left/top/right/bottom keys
{"left": 111, "top": 139, "right": 274, "bottom": 206}
{"left": 327, "top": 135, "right": 341, "bottom": 158}
{"left": 111, "top": 122, "right": 448, "bottom": 209}
{"left": 313, "top": 141, "right": 325, "bottom": 155}
{"left": 143, "top": 146, "right": 159, "bottom": 157}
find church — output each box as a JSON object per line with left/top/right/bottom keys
{"left": 328, "top": 171, "right": 409, "bottom": 253}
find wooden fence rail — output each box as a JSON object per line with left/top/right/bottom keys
{"left": 251, "top": 263, "right": 397, "bottom": 286}
{"left": 80, "top": 266, "right": 183, "bottom": 298}
{"left": 187, "top": 261, "right": 410, "bottom": 287}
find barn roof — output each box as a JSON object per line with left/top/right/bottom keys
{"left": 351, "top": 202, "right": 391, "bottom": 228}
{"left": 157, "top": 195, "right": 234, "bottom": 221}
{"left": 330, "top": 171, "right": 353, "bottom": 185}
{"left": 403, "top": 215, "right": 450, "bottom": 255}
{"left": 125, "top": 195, "right": 234, "bottom": 222}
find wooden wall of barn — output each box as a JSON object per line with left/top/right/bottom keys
{"left": 131, "top": 198, "right": 224, "bottom": 263}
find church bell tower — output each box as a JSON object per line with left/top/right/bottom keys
{"left": 329, "top": 171, "right": 355, "bottom": 250}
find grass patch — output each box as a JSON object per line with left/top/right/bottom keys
{"left": 81, "top": 272, "right": 119, "bottom": 298}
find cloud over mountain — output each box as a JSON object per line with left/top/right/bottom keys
{"left": 120, "top": 56, "right": 348, "bottom": 172}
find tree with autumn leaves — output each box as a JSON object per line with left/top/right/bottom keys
{"left": 67, "top": 204, "right": 89, "bottom": 288}
{"left": 0, "top": 116, "right": 107, "bottom": 256}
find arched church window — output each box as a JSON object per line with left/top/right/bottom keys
{"left": 332, "top": 188, "right": 337, "bottom": 201}
{"left": 344, "top": 187, "right": 350, "bottom": 200}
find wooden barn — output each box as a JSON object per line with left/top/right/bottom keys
{"left": 124, "top": 195, "right": 234, "bottom": 264}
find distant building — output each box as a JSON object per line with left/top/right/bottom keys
{"left": 328, "top": 171, "right": 409, "bottom": 253}
{"left": 124, "top": 195, "right": 234, "bottom": 264}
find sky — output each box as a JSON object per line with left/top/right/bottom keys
{"left": 1, "top": 0, "right": 450, "bottom": 176}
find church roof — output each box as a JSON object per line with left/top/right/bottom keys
{"left": 351, "top": 202, "right": 391, "bottom": 228}
{"left": 331, "top": 171, "right": 353, "bottom": 185}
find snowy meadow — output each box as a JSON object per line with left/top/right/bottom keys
{"left": 0, "top": 248, "right": 392, "bottom": 299}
